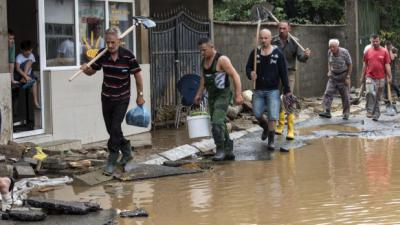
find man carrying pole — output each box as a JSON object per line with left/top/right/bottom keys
{"left": 80, "top": 27, "right": 145, "bottom": 175}
{"left": 246, "top": 29, "right": 292, "bottom": 151}
{"left": 362, "top": 34, "right": 392, "bottom": 121}
{"left": 272, "top": 21, "right": 311, "bottom": 140}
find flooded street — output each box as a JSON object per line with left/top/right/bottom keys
{"left": 43, "top": 136, "right": 400, "bottom": 225}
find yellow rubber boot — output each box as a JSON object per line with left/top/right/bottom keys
{"left": 275, "top": 111, "right": 285, "bottom": 135}
{"left": 286, "top": 113, "right": 295, "bottom": 140}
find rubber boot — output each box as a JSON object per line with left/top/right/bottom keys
{"left": 224, "top": 138, "right": 235, "bottom": 161}
{"left": 260, "top": 122, "right": 268, "bottom": 141}
{"left": 318, "top": 110, "right": 332, "bottom": 118}
{"left": 212, "top": 124, "right": 227, "bottom": 161}
{"left": 286, "top": 113, "right": 295, "bottom": 140}
{"left": 267, "top": 131, "right": 275, "bottom": 151}
{"left": 104, "top": 148, "right": 120, "bottom": 176}
{"left": 119, "top": 140, "right": 133, "bottom": 166}
{"left": 275, "top": 111, "right": 285, "bottom": 135}
{"left": 212, "top": 147, "right": 227, "bottom": 161}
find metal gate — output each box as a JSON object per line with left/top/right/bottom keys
{"left": 358, "top": 0, "right": 379, "bottom": 73}
{"left": 149, "top": 8, "right": 210, "bottom": 124}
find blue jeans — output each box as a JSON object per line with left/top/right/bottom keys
{"left": 252, "top": 89, "right": 280, "bottom": 121}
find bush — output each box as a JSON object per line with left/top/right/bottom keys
{"left": 214, "top": 0, "right": 345, "bottom": 24}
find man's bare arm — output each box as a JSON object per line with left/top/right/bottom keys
{"left": 219, "top": 56, "right": 243, "bottom": 105}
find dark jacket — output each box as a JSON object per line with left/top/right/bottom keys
{"left": 246, "top": 46, "right": 291, "bottom": 94}
{"left": 272, "top": 35, "right": 308, "bottom": 71}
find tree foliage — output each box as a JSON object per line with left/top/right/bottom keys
{"left": 214, "top": 0, "right": 345, "bottom": 24}
{"left": 377, "top": 0, "right": 400, "bottom": 47}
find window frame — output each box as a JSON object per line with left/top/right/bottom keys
{"left": 40, "top": 0, "right": 136, "bottom": 71}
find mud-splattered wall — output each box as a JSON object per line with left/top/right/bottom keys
{"left": 0, "top": 0, "right": 12, "bottom": 144}
{"left": 214, "top": 21, "right": 347, "bottom": 97}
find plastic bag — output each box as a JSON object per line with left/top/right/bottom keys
{"left": 126, "top": 105, "right": 150, "bottom": 127}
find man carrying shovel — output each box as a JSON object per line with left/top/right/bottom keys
{"left": 246, "top": 29, "right": 292, "bottom": 151}
{"left": 361, "top": 34, "right": 392, "bottom": 121}
{"left": 80, "top": 27, "right": 145, "bottom": 175}
{"left": 272, "top": 21, "right": 311, "bottom": 140}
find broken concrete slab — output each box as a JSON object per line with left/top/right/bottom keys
{"left": 26, "top": 197, "right": 101, "bottom": 215}
{"left": 230, "top": 130, "right": 248, "bottom": 140}
{"left": 14, "top": 165, "right": 36, "bottom": 178}
{"left": 0, "top": 154, "right": 5, "bottom": 162}
{"left": 89, "top": 159, "right": 106, "bottom": 167}
{"left": 163, "top": 160, "right": 212, "bottom": 170}
{"left": 23, "top": 157, "right": 38, "bottom": 166}
{"left": 117, "top": 163, "right": 202, "bottom": 181}
{"left": 158, "top": 144, "right": 199, "bottom": 161}
{"left": 246, "top": 126, "right": 262, "bottom": 133}
{"left": 39, "top": 139, "right": 82, "bottom": 152}
{"left": 140, "top": 154, "right": 168, "bottom": 165}
{"left": 104, "top": 220, "right": 119, "bottom": 225}
{"left": 74, "top": 169, "right": 113, "bottom": 186}
{"left": 191, "top": 139, "right": 216, "bottom": 153}
{"left": 119, "top": 208, "right": 148, "bottom": 217}
{"left": 42, "top": 157, "right": 68, "bottom": 170}
{"left": 5, "top": 209, "right": 116, "bottom": 225}
{"left": 8, "top": 208, "right": 47, "bottom": 222}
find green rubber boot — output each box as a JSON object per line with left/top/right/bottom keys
{"left": 103, "top": 149, "right": 119, "bottom": 176}
{"left": 119, "top": 140, "right": 133, "bottom": 166}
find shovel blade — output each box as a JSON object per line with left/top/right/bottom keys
{"left": 351, "top": 98, "right": 361, "bottom": 105}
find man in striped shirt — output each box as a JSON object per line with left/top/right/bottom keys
{"left": 81, "top": 27, "right": 144, "bottom": 175}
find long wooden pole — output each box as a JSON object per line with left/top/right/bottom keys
{"left": 253, "top": 19, "right": 261, "bottom": 90}
{"left": 69, "top": 25, "right": 137, "bottom": 81}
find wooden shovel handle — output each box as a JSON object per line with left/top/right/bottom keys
{"left": 69, "top": 25, "right": 137, "bottom": 81}
{"left": 253, "top": 20, "right": 261, "bottom": 89}
{"left": 68, "top": 48, "right": 108, "bottom": 81}
{"left": 267, "top": 10, "right": 305, "bottom": 52}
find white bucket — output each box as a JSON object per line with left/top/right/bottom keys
{"left": 187, "top": 115, "right": 211, "bottom": 138}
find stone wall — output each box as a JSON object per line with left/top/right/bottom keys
{"left": 213, "top": 21, "right": 347, "bottom": 97}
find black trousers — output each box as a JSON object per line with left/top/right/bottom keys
{"left": 102, "top": 97, "right": 130, "bottom": 151}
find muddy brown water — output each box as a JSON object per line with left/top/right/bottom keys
{"left": 40, "top": 137, "right": 400, "bottom": 225}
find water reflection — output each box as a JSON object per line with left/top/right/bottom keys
{"left": 46, "top": 137, "right": 400, "bottom": 225}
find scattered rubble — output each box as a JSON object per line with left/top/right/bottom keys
{"left": 26, "top": 197, "right": 102, "bottom": 215}
{"left": 8, "top": 208, "right": 47, "bottom": 221}
{"left": 117, "top": 163, "right": 203, "bottom": 181}
{"left": 119, "top": 208, "right": 149, "bottom": 218}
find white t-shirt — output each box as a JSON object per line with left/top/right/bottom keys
{"left": 16, "top": 53, "right": 36, "bottom": 74}
{"left": 58, "top": 39, "right": 75, "bottom": 58}
{"left": 363, "top": 44, "right": 371, "bottom": 54}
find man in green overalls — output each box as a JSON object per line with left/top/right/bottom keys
{"left": 194, "top": 38, "right": 244, "bottom": 161}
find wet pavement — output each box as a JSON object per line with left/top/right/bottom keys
{"left": 15, "top": 107, "right": 399, "bottom": 225}
{"left": 6, "top": 97, "right": 400, "bottom": 224}
{"left": 34, "top": 136, "right": 400, "bottom": 225}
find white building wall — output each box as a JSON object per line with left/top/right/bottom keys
{"left": 0, "top": 74, "right": 12, "bottom": 145}
{"left": 40, "top": 64, "right": 151, "bottom": 144}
